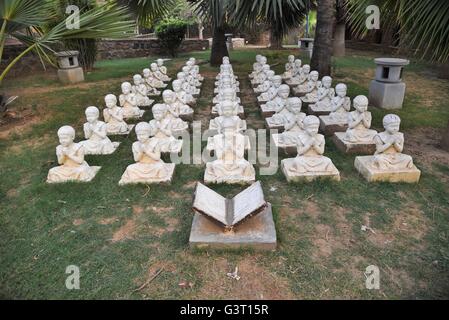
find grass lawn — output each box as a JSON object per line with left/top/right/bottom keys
{"left": 1, "top": 48, "right": 449, "bottom": 299}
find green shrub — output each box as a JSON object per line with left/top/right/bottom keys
{"left": 155, "top": 18, "right": 189, "bottom": 57}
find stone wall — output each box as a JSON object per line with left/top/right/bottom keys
{"left": 96, "top": 38, "right": 210, "bottom": 60}
{"left": 1, "top": 44, "right": 54, "bottom": 78}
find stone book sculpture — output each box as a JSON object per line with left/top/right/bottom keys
{"left": 192, "top": 181, "right": 267, "bottom": 230}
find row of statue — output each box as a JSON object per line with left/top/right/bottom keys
{"left": 204, "top": 57, "right": 255, "bottom": 184}
{"left": 47, "top": 58, "right": 203, "bottom": 184}
{"left": 250, "top": 54, "right": 420, "bottom": 183}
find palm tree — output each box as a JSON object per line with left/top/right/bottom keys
{"left": 117, "top": 0, "right": 176, "bottom": 29}
{"left": 310, "top": 0, "right": 336, "bottom": 75}
{"left": 0, "top": 0, "right": 135, "bottom": 85}
{"left": 332, "top": 0, "right": 346, "bottom": 56}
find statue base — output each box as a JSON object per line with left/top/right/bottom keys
{"left": 354, "top": 156, "right": 421, "bottom": 183}
{"left": 319, "top": 115, "right": 348, "bottom": 136}
{"left": 281, "top": 158, "right": 340, "bottom": 182}
{"left": 332, "top": 132, "right": 376, "bottom": 155}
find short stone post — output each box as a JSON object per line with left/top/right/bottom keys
{"left": 225, "top": 33, "right": 233, "bottom": 52}
{"left": 368, "top": 58, "right": 409, "bottom": 109}
{"left": 56, "top": 51, "right": 85, "bottom": 84}
{"left": 299, "top": 38, "right": 314, "bottom": 58}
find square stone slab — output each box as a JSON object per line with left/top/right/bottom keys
{"left": 108, "top": 124, "right": 135, "bottom": 136}
{"left": 260, "top": 105, "right": 277, "bottom": 118}
{"left": 123, "top": 110, "right": 145, "bottom": 121}
{"left": 319, "top": 115, "right": 348, "bottom": 136}
{"left": 308, "top": 104, "right": 331, "bottom": 116}
{"left": 332, "top": 132, "right": 376, "bottom": 155}
{"left": 47, "top": 166, "right": 101, "bottom": 184}
{"left": 281, "top": 158, "right": 340, "bottom": 182}
{"left": 265, "top": 118, "right": 285, "bottom": 132}
{"left": 354, "top": 156, "right": 421, "bottom": 183}
{"left": 189, "top": 203, "right": 277, "bottom": 251}
{"left": 180, "top": 112, "right": 194, "bottom": 122}
{"left": 271, "top": 134, "right": 297, "bottom": 156}
{"left": 118, "top": 163, "right": 175, "bottom": 186}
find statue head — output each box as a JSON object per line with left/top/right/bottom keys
{"left": 162, "top": 90, "right": 176, "bottom": 104}
{"left": 189, "top": 57, "right": 196, "bottom": 64}
{"left": 172, "top": 79, "right": 183, "bottom": 92}
{"left": 278, "top": 84, "right": 290, "bottom": 99}
{"left": 150, "top": 63, "right": 158, "bottom": 72}
{"left": 302, "top": 64, "right": 311, "bottom": 74}
{"left": 157, "top": 59, "right": 164, "bottom": 67}
{"left": 222, "top": 56, "right": 230, "bottom": 64}
{"left": 182, "top": 66, "right": 190, "bottom": 74}
{"left": 57, "top": 125, "right": 75, "bottom": 147}
{"left": 310, "top": 71, "right": 319, "bottom": 82}
{"left": 177, "top": 72, "right": 186, "bottom": 80}
{"left": 152, "top": 103, "right": 167, "bottom": 121}
{"left": 287, "top": 97, "right": 302, "bottom": 114}
{"left": 266, "top": 70, "right": 275, "bottom": 80}
{"left": 383, "top": 114, "right": 401, "bottom": 134}
{"left": 303, "top": 115, "right": 320, "bottom": 136}
{"left": 121, "top": 82, "right": 132, "bottom": 94}
{"left": 262, "top": 64, "right": 270, "bottom": 72}
{"left": 135, "top": 122, "right": 151, "bottom": 142}
{"left": 85, "top": 106, "right": 99, "bottom": 123}
{"left": 133, "top": 74, "right": 142, "bottom": 85}
{"left": 260, "top": 56, "right": 267, "bottom": 64}
{"left": 335, "top": 83, "right": 347, "bottom": 97}
{"left": 105, "top": 94, "right": 117, "bottom": 108}
{"left": 295, "top": 59, "right": 302, "bottom": 68}
{"left": 353, "top": 95, "right": 369, "bottom": 113}
{"left": 322, "top": 76, "right": 332, "bottom": 88}
{"left": 272, "top": 75, "right": 282, "bottom": 87}
{"left": 186, "top": 60, "right": 194, "bottom": 68}
{"left": 222, "top": 88, "right": 236, "bottom": 101}
{"left": 288, "top": 55, "right": 295, "bottom": 63}
{"left": 143, "top": 68, "right": 151, "bottom": 77}
{"left": 255, "top": 54, "right": 262, "bottom": 62}
{"left": 220, "top": 100, "right": 235, "bottom": 117}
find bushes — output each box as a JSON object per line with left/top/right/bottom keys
{"left": 155, "top": 18, "right": 189, "bottom": 57}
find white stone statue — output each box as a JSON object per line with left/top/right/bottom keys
{"left": 261, "top": 84, "right": 290, "bottom": 114}
{"left": 148, "top": 104, "right": 183, "bottom": 153}
{"left": 177, "top": 72, "right": 198, "bottom": 96}
{"left": 327, "top": 83, "right": 351, "bottom": 122}
{"left": 192, "top": 65, "right": 204, "bottom": 82}
{"left": 205, "top": 120, "right": 255, "bottom": 184}
{"left": 216, "top": 71, "right": 239, "bottom": 87}
{"left": 303, "top": 75, "right": 333, "bottom": 104}
{"left": 281, "top": 116, "right": 340, "bottom": 181}
{"left": 309, "top": 77, "right": 336, "bottom": 114}
{"left": 266, "top": 97, "right": 304, "bottom": 130}
{"left": 47, "top": 126, "right": 100, "bottom": 183}
{"left": 254, "top": 79, "right": 272, "bottom": 95}
{"left": 251, "top": 64, "right": 270, "bottom": 86}
{"left": 284, "top": 59, "right": 303, "bottom": 82}
{"left": 209, "top": 100, "right": 247, "bottom": 133}
{"left": 258, "top": 75, "right": 283, "bottom": 103}
{"left": 172, "top": 79, "right": 196, "bottom": 107}
{"left": 182, "top": 66, "right": 201, "bottom": 92}
{"left": 282, "top": 55, "right": 296, "bottom": 79}
{"left": 294, "top": 70, "right": 319, "bottom": 96}
{"left": 80, "top": 106, "right": 120, "bottom": 155}
{"left": 354, "top": 114, "right": 421, "bottom": 183}
{"left": 156, "top": 59, "right": 171, "bottom": 82}
{"left": 343, "top": 95, "right": 377, "bottom": 143}
{"left": 119, "top": 82, "right": 145, "bottom": 119}
{"left": 132, "top": 74, "right": 154, "bottom": 107}
{"left": 212, "top": 88, "right": 243, "bottom": 116}
{"left": 218, "top": 63, "right": 237, "bottom": 80}
{"left": 288, "top": 64, "right": 310, "bottom": 86}
{"left": 119, "top": 122, "right": 175, "bottom": 185}
{"left": 103, "top": 94, "right": 133, "bottom": 135}
{"left": 157, "top": 90, "right": 189, "bottom": 132}
{"left": 142, "top": 68, "right": 162, "bottom": 96}
{"left": 150, "top": 63, "right": 168, "bottom": 89}
{"left": 214, "top": 76, "right": 240, "bottom": 94}
{"left": 275, "top": 98, "right": 307, "bottom": 147}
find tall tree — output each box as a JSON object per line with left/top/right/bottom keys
{"left": 310, "top": 0, "right": 336, "bottom": 75}
{"left": 333, "top": 0, "right": 346, "bottom": 56}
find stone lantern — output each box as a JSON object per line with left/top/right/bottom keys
{"left": 299, "top": 37, "right": 314, "bottom": 58}
{"left": 55, "top": 51, "right": 84, "bottom": 84}
{"left": 369, "top": 58, "right": 409, "bottom": 109}
{"left": 225, "top": 33, "right": 233, "bottom": 52}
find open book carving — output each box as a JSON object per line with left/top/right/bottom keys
{"left": 193, "top": 181, "right": 267, "bottom": 230}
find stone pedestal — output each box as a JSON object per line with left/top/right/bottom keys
{"left": 47, "top": 166, "right": 101, "bottom": 184}
{"left": 118, "top": 163, "right": 175, "bottom": 186}
{"left": 55, "top": 51, "right": 85, "bottom": 84}
{"left": 299, "top": 38, "right": 314, "bottom": 58}
{"left": 260, "top": 105, "right": 277, "bottom": 118}
{"left": 319, "top": 116, "right": 348, "bottom": 136}
{"left": 189, "top": 203, "right": 277, "bottom": 251}
{"left": 354, "top": 156, "right": 421, "bottom": 183}
{"left": 271, "top": 134, "right": 297, "bottom": 156}
{"left": 368, "top": 57, "right": 409, "bottom": 109}
{"left": 108, "top": 124, "right": 135, "bottom": 136}
{"left": 265, "top": 118, "right": 285, "bottom": 132}
{"left": 281, "top": 158, "right": 340, "bottom": 182}
{"left": 332, "top": 132, "right": 376, "bottom": 155}
{"left": 308, "top": 104, "right": 331, "bottom": 116}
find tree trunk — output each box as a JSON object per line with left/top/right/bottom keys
{"left": 210, "top": 26, "right": 229, "bottom": 67}
{"left": 441, "top": 121, "right": 449, "bottom": 152}
{"left": 269, "top": 28, "right": 283, "bottom": 50}
{"left": 333, "top": 22, "right": 346, "bottom": 57}
{"left": 311, "top": 0, "right": 336, "bottom": 76}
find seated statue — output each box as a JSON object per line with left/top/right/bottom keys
{"left": 205, "top": 120, "right": 255, "bottom": 184}
{"left": 277, "top": 98, "right": 307, "bottom": 146}
{"left": 217, "top": 63, "right": 237, "bottom": 80}
{"left": 149, "top": 63, "right": 168, "bottom": 89}
{"left": 103, "top": 94, "right": 131, "bottom": 135}
{"left": 80, "top": 106, "right": 119, "bottom": 155}
{"left": 282, "top": 55, "right": 296, "bottom": 80}
{"left": 281, "top": 116, "right": 340, "bottom": 181}
{"left": 172, "top": 79, "right": 196, "bottom": 108}
{"left": 214, "top": 75, "right": 240, "bottom": 94}
{"left": 258, "top": 75, "right": 283, "bottom": 103}
{"left": 251, "top": 64, "right": 270, "bottom": 86}
{"left": 190, "top": 68, "right": 203, "bottom": 87}
{"left": 47, "top": 126, "right": 100, "bottom": 183}
{"left": 216, "top": 70, "right": 239, "bottom": 87}
{"left": 295, "top": 70, "right": 320, "bottom": 96}
{"left": 142, "top": 68, "right": 162, "bottom": 96}
{"left": 254, "top": 80, "right": 272, "bottom": 95}
{"left": 156, "top": 59, "right": 171, "bottom": 82}
{"left": 148, "top": 104, "right": 183, "bottom": 153}
{"left": 288, "top": 64, "right": 310, "bottom": 86}
{"left": 328, "top": 83, "right": 351, "bottom": 122}
{"left": 343, "top": 95, "right": 377, "bottom": 143}
{"left": 303, "top": 75, "right": 333, "bottom": 104}
{"left": 267, "top": 97, "right": 304, "bottom": 130}
{"left": 119, "top": 82, "right": 144, "bottom": 119}
{"left": 212, "top": 88, "right": 243, "bottom": 116}
{"left": 209, "top": 100, "right": 246, "bottom": 134}
{"left": 261, "top": 84, "right": 290, "bottom": 113}
{"left": 119, "top": 122, "right": 175, "bottom": 185}
{"left": 157, "top": 90, "right": 189, "bottom": 132}
{"left": 132, "top": 74, "right": 154, "bottom": 107}
{"left": 284, "top": 59, "right": 303, "bottom": 83}
{"left": 182, "top": 66, "right": 201, "bottom": 93}
{"left": 192, "top": 65, "right": 204, "bottom": 82}
{"left": 177, "top": 72, "right": 199, "bottom": 96}
{"left": 250, "top": 55, "right": 267, "bottom": 79}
